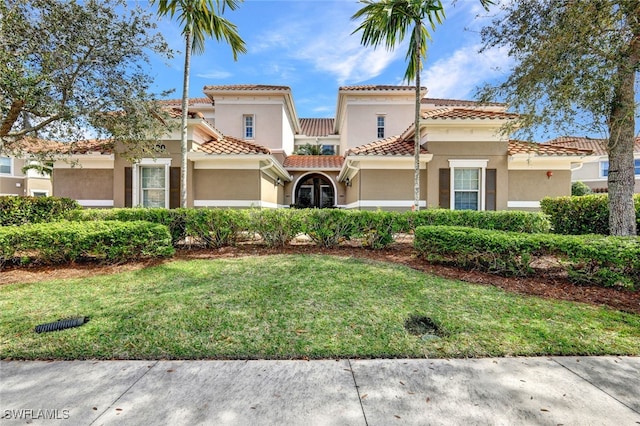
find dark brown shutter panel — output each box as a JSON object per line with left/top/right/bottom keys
{"left": 124, "top": 167, "right": 132, "bottom": 207}
{"left": 439, "top": 168, "right": 450, "bottom": 209}
{"left": 486, "top": 169, "right": 497, "bottom": 211}
{"left": 169, "top": 167, "right": 180, "bottom": 209}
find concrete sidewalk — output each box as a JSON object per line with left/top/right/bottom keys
{"left": 1, "top": 357, "right": 638, "bottom": 425}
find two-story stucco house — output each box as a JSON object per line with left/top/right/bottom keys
{"left": 49, "top": 84, "right": 595, "bottom": 211}
{"left": 547, "top": 136, "right": 640, "bottom": 194}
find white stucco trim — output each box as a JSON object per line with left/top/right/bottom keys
{"left": 507, "top": 201, "right": 540, "bottom": 209}
{"left": 193, "top": 200, "right": 287, "bottom": 209}
{"left": 343, "top": 200, "right": 426, "bottom": 209}
{"left": 77, "top": 200, "right": 114, "bottom": 207}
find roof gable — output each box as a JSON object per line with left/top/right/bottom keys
{"left": 196, "top": 136, "right": 271, "bottom": 155}
{"left": 347, "top": 136, "right": 429, "bottom": 156}
{"left": 546, "top": 136, "right": 640, "bottom": 156}
{"left": 509, "top": 140, "right": 592, "bottom": 156}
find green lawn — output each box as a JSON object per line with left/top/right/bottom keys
{"left": 1, "top": 254, "right": 638, "bottom": 360}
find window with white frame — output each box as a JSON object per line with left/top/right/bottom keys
{"left": 132, "top": 158, "right": 171, "bottom": 208}
{"left": 449, "top": 159, "right": 488, "bottom": 211}
{"left": 31, "top": 190, "right": 49, "bottom": 197}
{"left": 377, "top": 115, "right": 385, "bottom": 139}
{"left": 601, "top": 159, "right": 640, "bottom": 177}
{"left": 0, "top": 157, "right": 11, "bottom": 175}
{"left": 454, "top": 169, "right": 480, "bottom": 210}
{"left": 243, "top": 115, "right": 254, "bottom": 139}
{"left": 140, "top": 166, "right": 166, "bottom": 208}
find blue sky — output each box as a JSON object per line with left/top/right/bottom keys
{"left": 147, "top": 0, "right": 511, "bottom": 119}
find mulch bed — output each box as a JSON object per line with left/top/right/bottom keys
{"left": 2, "top": 242, "right": 638, "bottom": 315}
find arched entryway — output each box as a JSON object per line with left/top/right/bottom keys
{"left": 293, "top": 173, "right": 335, "bottom": 208}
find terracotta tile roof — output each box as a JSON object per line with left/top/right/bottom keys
{"left": 299, "top": 118, "right": 335, "bottom": 136}
{"left": 546, "top": 136, "right": 640, "bottom": 156}
{"left": 283, "top": 155, "right": 344, "bottom": 169}
{"left": 196, "top": 136, "right": 271, "bottom": 155}
{"left": 421, "top": 108, "right": 519, "bottom": 120}
{"left": 158, "top": 98, "right": 212, "bottom": 106}
{"left": 339, "top": 85, "right": 425, "bottom": 92}
{"left": 16, "top": 138, "right": 113, "bottom": 155}
{"left": 203, "top": 84, "right": 290, "bottom": 92}
{"left": 166, "top": 108, "right": 206, "bottom": 119}
{"left": 422, "top": 98, "right": 505, "bottom": 107}
{"left": 508, "top": 140, "right": 592, "bottom": 156}
{"left": 347, "top": 136, "right": 429, "bottom": 156}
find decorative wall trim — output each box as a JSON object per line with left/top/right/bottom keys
{"left": 507, "top": 201, "right": 540, "bottom": 208}
{"left": 77, "top": 200, "right": 114, "bottom": 207}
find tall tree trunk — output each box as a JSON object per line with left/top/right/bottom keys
{"left": 413, "top": 22, "right": 421, "bottom": 211}
{"left": 607, "top": 23, "right": 638, "bottom": 236}
{"left": 180, "top": 30, "right": 192, "bottom": 209}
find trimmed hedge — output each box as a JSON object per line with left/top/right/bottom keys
{"left": 403, "top": 209, "right": 551, "bottom": 234}
{"left": 71, "top": 207, "right": 551, "bottom": 249}
{"left": 541, "top": 194, "right": 640, "bottom": 235}
{"left": 0, "top": 220, "right": 174, "bottom": 268}
{"left": 0, "top": 196, "right": 81, "bottom": 226}
{"left": 415, "top": 225, "right": 640, "bottom": 289}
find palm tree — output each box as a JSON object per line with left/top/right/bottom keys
{"left": 352, "top": 0, "right": 492, "bottom": 211}
{"left": 153, "top": 0, "right": 246, "bottom": 208}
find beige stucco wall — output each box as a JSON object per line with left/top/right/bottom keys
{"left": 342, "top": 169, "right": 427, "bottom": 210}
{"left": 53, "top": 169, "right": 114, "bottom": 200}
{"left": 508, "top": 170, "right": 571, "bottom": 202}
{"left": 340, "top": 103, "right": 414, "bottom": 153}
{"left": 26, "top": 178, "right": 52, "bottom": 196}
{"left": 0, "top": 177, "right": 25, "bottom": 195}
{"left": 112, "top": 139, "right": 183, "bottom": 208}
{"left": 572, "top": 157, "right": 640, "bottom": 193}
{"left": 425, "top": 141, "right": 509, "bottom": 210}
{"left": 260, "top": 173, "right": 283, "bottom": 206}
{"left": 360, "top": 169, "right": 413, "bottom": 200}
{"left": 212, "top": 100, "right": 289, "bottom": 154}
{"left": 193, "top": 169, "right": 260, "bottom": 201}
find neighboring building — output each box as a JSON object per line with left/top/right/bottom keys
{"left": 0, "top": 140, "right": 52, "bottom": 197}
{"left": 47, "top": 85, "right": 595, "bottom": 211}
{"left": 547, "top": 136, "right": 640, "bottom": 193}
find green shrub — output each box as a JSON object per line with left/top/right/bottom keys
{"left": 69, "top": 208, "right": 187, "bottom": 244}
{"left": 182, "top": 209, "right": 250, "bottom": 248}
{"left": 403, "top": 209, "right": 551, "bottom": 234}
{"left": 0, "top": 220, "right": 174, "bottom": 268}
{"left": 249, "top": 209, "right": 304, "bottom": 247}
{"left": 350, "top": 210, "right": 401, "bottom": 249}
{"left": 415, "top": 225, "right": 640, "bottom": 289}
{"left": 541, "top": 194, "right": 640, "bottom": 235}
{"left": 571, "top": 181, "right": 592, "bottom": 196}
{"left": 301, "top": 209, "right": 356, "bottom": 248}
{"left": 0, "top": 196, "right": 81, "bottom": 226}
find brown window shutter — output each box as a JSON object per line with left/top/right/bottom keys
{"left": 170, "top": 167, "right": 180, "bottom": 209}
{"left": 486, "top": 169, "right": 497, "bottom": 211}
{"left": 439, "top": 168, "right": 450, "bottom": 209}
{"left": 124, "top": 167, "right": 132, "bottom": 207}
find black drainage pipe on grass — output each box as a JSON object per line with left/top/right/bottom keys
{"left": 35, "top": 317, "right": 89, "bottom": 333}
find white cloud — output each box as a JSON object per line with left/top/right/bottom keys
{"left": 422, "top": 44, "right": 512, "bottom": 99}
{"left": 196, "top": 70, "right": 233, "bottom": 79}
{"left": 247, "top": 2, "right": 403, "bottom": 85}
